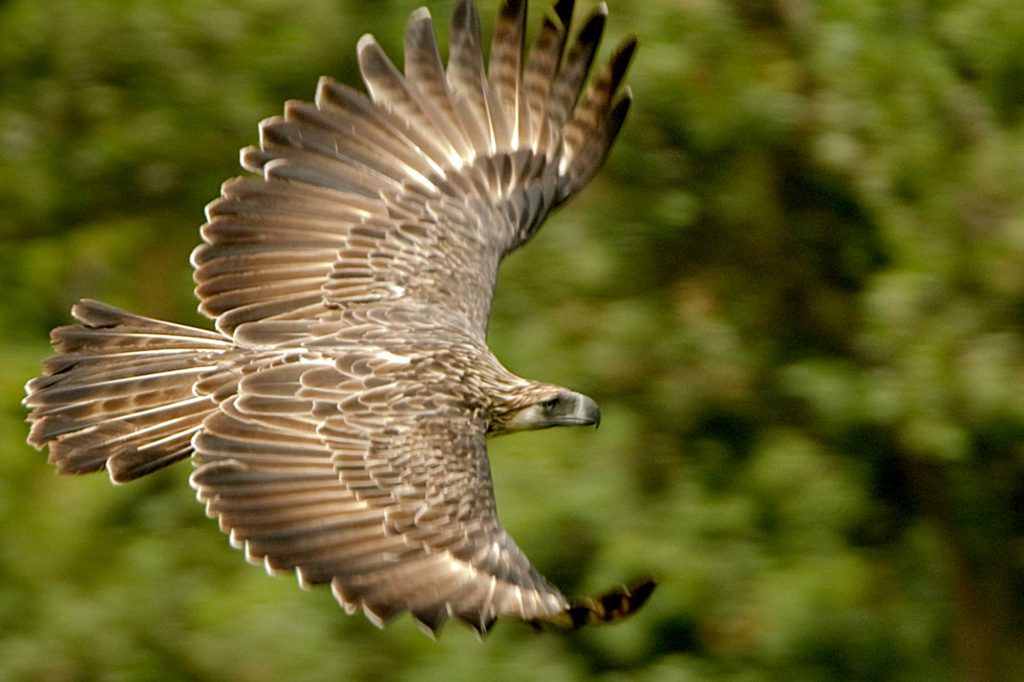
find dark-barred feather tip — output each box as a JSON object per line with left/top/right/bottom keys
{"left": 542, "top": 578, "right": 658, "bottom": 629}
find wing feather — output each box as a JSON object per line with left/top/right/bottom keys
{"left": 357, "top": 36, "right": 462, "bottom": 176}
{"left": 547, "top": 3, "right": 604, "bottom": 134}
{"left": 447, "top": 0, "right": 498, "bottom": 155}
{"left": 190, "top": 355, "right": 570, "bottom": 633}
{"left": 191, "top": 0, "right": 635, "bottom": 343}
{"left": 489, "top": 0, "right": 528, "bottom": 147}
{"left": 403, "top": 8, "right": 477, "bottom": 164}
{"left": 523, "top": 0, "right": 574, "bottom": 156}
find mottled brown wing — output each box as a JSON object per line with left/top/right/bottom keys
{"left": 190, "top": 354, "right": 568, "bottom": 634}
{"left": 191, "top": 0, "right": 635, "bottom": 343}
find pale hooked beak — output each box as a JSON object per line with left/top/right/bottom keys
{"left": 559, "top": 393, "right": 601, "bottom": 429}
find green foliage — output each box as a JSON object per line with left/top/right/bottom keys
{"left": 2, "top": 0, "right": 1023, "bottom": 679}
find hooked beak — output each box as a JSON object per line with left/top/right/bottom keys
{"left": 559, "top": 393, "right": 601, "bottom": 429}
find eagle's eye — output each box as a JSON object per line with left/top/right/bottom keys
{"left": 540, "top": 398, "right": 559, "bottom": 412}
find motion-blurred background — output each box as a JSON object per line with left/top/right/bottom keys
{"left": 2, "top": 0, "right": 1023, "bottom": 679}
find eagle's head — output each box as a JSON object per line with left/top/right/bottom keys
{"left": 487, "top": 385, "right": 601, "bottom": 436}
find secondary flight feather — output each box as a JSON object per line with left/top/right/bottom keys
{"left": 24, "top": 0, "right": 652, "bottom": 634}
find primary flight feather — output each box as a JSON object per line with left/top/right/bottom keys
{"left": 24, "top": 0, "right": 651, "bottom": 635}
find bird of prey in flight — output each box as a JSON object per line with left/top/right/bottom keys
{"left": 25, "top": 0, "right": 652, "bottom": 635}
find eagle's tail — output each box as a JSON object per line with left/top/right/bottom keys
{"left": 24, "top": 299, "right": 234, "bottom": 483}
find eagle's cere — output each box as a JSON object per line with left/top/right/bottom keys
{"left": 24, "top": 0, "right": 652, "bottom": 635}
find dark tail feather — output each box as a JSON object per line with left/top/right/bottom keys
{"left": 542, "top": 577, "right": 657, "bottom": 629}
{"left": 24, "top": 299, "right": 233, "bottom": 483}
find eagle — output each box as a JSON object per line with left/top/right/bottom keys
{"left": 24, "top": 0, "right": 652, "bottom": 635}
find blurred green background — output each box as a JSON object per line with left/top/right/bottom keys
{"left": 2, "top": 0, "right": 1024, "bottom": 679}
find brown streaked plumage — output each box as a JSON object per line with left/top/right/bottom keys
{"left": 24, "top": 0, "right": 652, "bottom": 635}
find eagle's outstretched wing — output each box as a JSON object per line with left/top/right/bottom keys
{"left": 192, "top": 0, "right": 635, "bottom": 343}
{"left": 190, "top": 353, "right": 568, "bottom": 633}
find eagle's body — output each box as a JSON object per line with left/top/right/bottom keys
{"left": 24, "top": 0, "right": 652, "bottom": 634}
